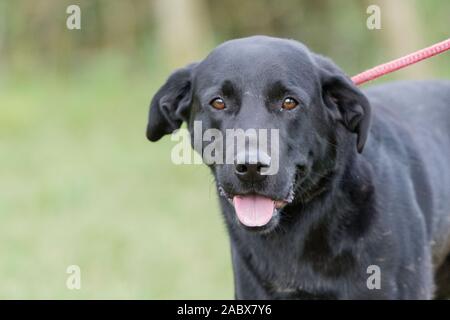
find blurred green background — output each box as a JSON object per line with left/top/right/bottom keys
{"left": 0, "top": 0, "right": 449, "bottom": 299}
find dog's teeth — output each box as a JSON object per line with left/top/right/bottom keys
{"left": 287, "top": 187, "right": 295, "bottom": 202}
{"left": 218, "top": 186, "right": 226, "bottom": 197}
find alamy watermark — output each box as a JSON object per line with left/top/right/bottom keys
{"left": 366, "top": 5, "right": 381, "bottom": 30}
{"left": 367, "top": 265, "right": 381, "bottom": 290}
{"left": 66, "top": 265, "right": 81, "bottom": 290}
{"left": 170, "top": 121, "right": 280, "bottom": 175}
{"left": 66, "top": 5, "right": 81, "bottom": 30}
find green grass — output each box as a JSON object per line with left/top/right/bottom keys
{"left": 0, "top": 54, "right": 233, "bottom": 299}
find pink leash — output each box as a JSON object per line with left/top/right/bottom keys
{"left": 351, "top": 38, "right": 450, "bottom": 86}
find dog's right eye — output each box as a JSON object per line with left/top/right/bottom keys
{"left": 210, "top": 97, "right": 226, "bottom": 110}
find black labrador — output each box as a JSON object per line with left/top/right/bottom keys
{"left": 146, "top": 36, "right": 450, "bottom": 299}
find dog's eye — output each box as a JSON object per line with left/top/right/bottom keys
{"left": 281, "top": 97, "right": 299, "bottom": 110}
{"left": 210, "top": 97, "right": 226, "bottom": 110}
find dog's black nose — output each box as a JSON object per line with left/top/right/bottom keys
{"left": 234, "top": 151, "right": 271, "bottom": 181}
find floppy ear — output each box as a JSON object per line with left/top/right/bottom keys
{"left": 315, "top": 55, "right": 371, "bottom": 153}
{"left": 146, "top": 63, "right": 198, "bottom": 142}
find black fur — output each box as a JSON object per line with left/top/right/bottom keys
{"left": 146, "top": 36, "right": 450, "bottom": 299}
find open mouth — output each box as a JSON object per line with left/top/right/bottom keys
{"left": 218, "top": 186, "right": 293, "bottom": 227}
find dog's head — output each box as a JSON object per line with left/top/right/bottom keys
{"left": 147, "top": 36, "right": 371, "bottom": 232}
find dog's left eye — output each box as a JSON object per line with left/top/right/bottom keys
{"left": 281, "top": 97, "right": 299, "bottom": 110}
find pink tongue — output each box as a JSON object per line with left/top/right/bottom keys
{"left": 233, "top": 195, "right": 275, "bottom": 227}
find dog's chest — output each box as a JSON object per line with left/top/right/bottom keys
{"left": 241, "top": 228, "right": 357, "bottom": 299}
{"left": 263, "top": 267, "right": 340, "bottom": 300}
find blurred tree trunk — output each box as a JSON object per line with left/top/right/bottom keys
{"left": 378, "top": 0, "right": 431, "bottom": 78}
{"left": 152, "top": 0, "right": 213, "bottom": 68}
{"left": 0, "top": 0, "right": 6, "bottom": 60}
{"left": 102, "top": 1, "right": 137, "bottom": 52}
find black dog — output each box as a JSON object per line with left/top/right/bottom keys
{"left": 146, "top": 36, "right": 450, "bottom": 299}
